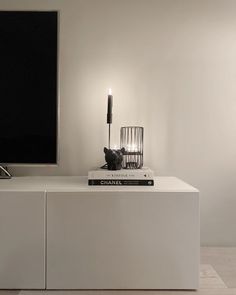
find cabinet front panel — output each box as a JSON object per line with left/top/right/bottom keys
{"left": 0, "top": 191, "right": 45, "bottom": 289}
{"left": 47, "top": 191, "right": 199, "bottom": 289}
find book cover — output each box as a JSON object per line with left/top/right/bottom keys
{"left": 88, "top": 167, "right": 154, "bottom": 180}
{"left": 88, "top": 179, "right": 154, "bottom": 186}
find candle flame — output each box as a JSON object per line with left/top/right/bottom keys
{"left": 127, "top": 144, "right": 138, "bottom": 152}
{"left": 108, "top": 88, "right": 112, "bottom": 95}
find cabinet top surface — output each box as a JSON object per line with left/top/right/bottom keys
{"left": 0, "top": 176, "right": 199, "bottom": 193}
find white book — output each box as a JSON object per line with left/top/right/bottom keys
{"left": 88, "top": 167, "right": 154, "bottom": 180}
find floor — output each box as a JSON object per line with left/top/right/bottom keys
{"left": 0, "top": 247, "right": 236, "bottom": 295}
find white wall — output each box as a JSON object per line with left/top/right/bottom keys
{"left": 1, "top": 0, "right": 236, "bottom": 246}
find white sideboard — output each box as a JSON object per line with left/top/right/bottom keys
{"left": 0, "top": 176, "right": 199, "bottom": 290}
{"left": 0, "top": 191, "right": 45, "bottom": 289}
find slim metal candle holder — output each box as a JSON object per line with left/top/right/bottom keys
{"left": 107, "top": 89, "right": 113, "bottom": 149}
{"left": 108, "top": 123, "right": 111, "bottom": 149}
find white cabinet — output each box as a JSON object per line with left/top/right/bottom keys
{"left": 47, "top": 180, "right": 199, "bottom": 289}
{"left": 0, "top": 191, "right": 45, "bottom": 289}
{"left": 0, "top": 176, "right": 199, "bottom": 290}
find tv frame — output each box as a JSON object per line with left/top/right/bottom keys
{"left": 0, "top": 10, "right": 60, "bottom": 167}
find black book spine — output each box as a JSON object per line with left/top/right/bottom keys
{"left": 88, "top": 179, "right": 154, "bottom": 186}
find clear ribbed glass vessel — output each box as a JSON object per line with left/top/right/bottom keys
{"left": 120, "top": 126, "right": 143, "bottom": 169}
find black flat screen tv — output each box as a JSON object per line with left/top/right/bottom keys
{"left": 0, "top": 11, "right": 58, "bottom": 164}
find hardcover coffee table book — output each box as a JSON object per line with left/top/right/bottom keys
{"left": 88, "top": 167, "right": 154, "bottom": 186}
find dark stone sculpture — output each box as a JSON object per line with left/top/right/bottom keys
{"left": 104, "top": 147, "right": 125, "bottom": 170}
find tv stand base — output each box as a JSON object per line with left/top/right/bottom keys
{"left": 0, "top": 166, "right": 12, "bottom": 179}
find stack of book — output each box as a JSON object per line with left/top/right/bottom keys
{"left": 88, "top": 167, "right": 154, "bottom": 186}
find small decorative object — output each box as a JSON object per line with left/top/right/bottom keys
{"left": 107, "top": 88, "right": 113, "bottom": 149}
{"left": 120, "top": 126, "right": 144, "bottom": 169}
{"left": 104, "top": 147, "right": 125, "bottom": 170}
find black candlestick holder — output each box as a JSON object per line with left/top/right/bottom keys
{"left": 120, "top": 126, "right": 144, "bottom": 169}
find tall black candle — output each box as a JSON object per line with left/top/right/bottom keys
{"left": 107, "top": 88, "right": 113, "bottom": 124}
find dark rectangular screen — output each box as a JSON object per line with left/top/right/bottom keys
{"left": 0, "top": 11, "right": 58, "bottom": 164}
